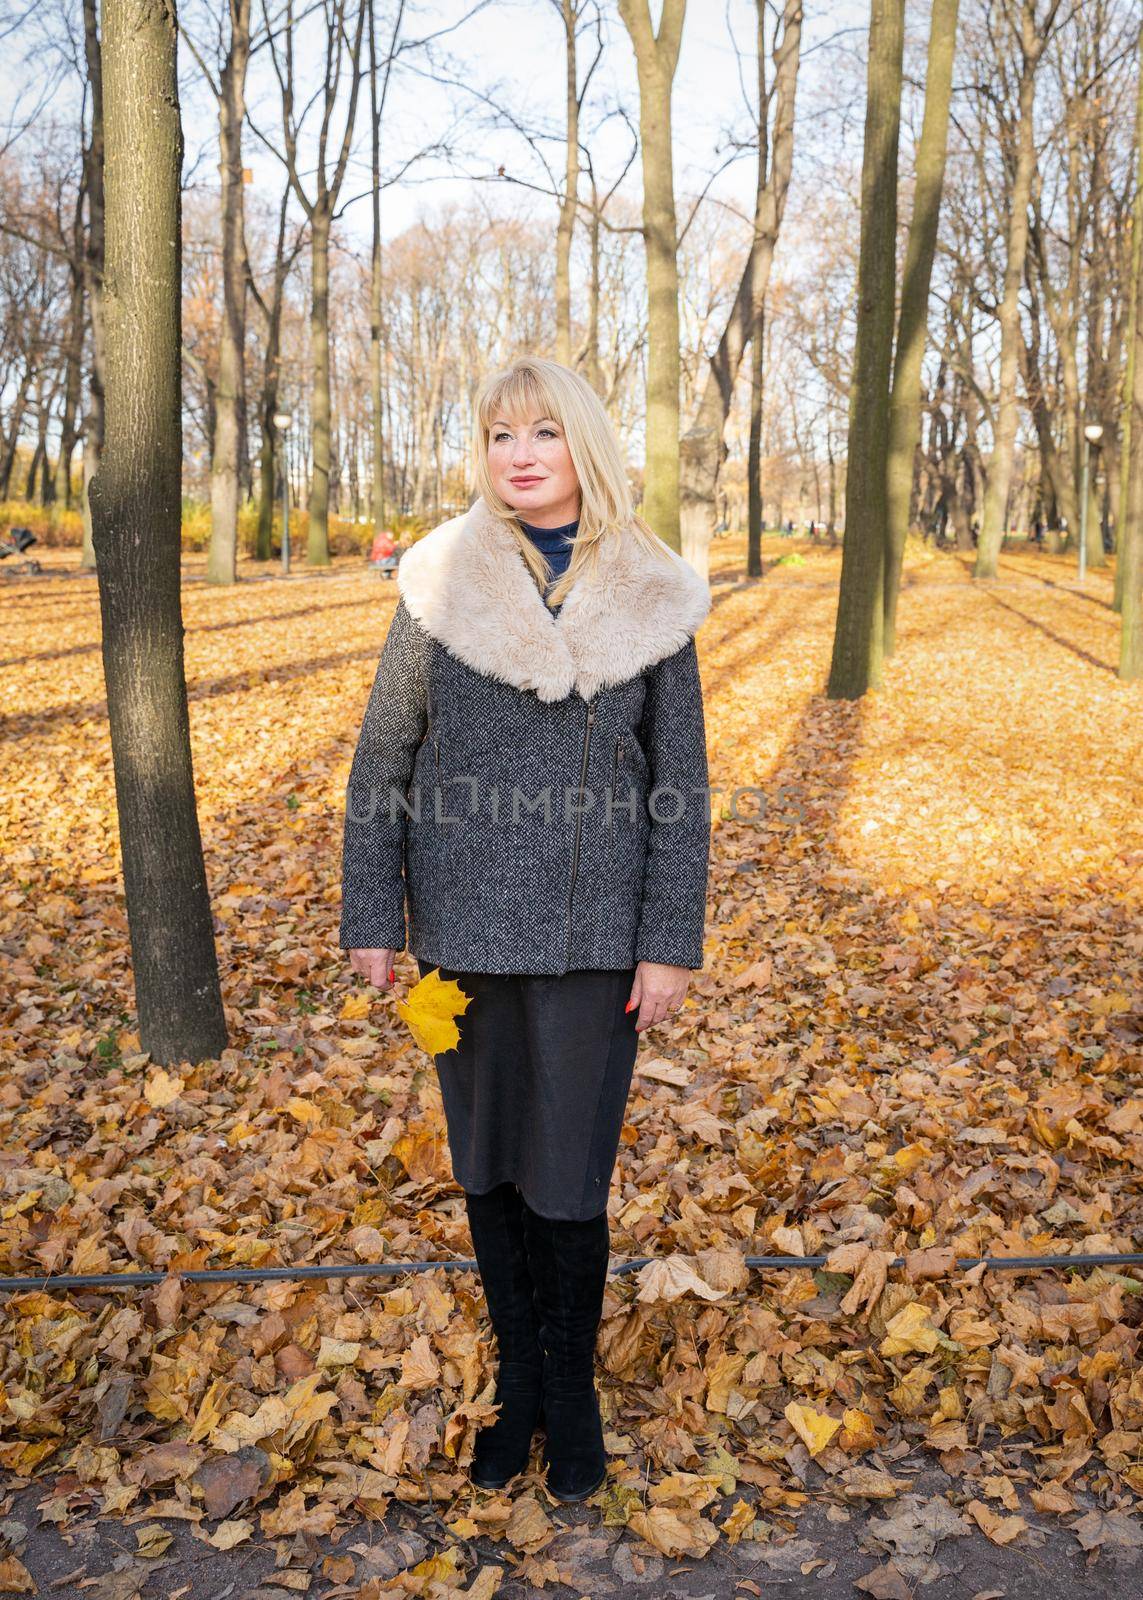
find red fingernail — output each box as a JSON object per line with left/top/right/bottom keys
{"left": 389, "top": 968, "right": 395, "bottom": 982}
{"left": 625, "top": 1000, "right": 635, "bottom": 1012}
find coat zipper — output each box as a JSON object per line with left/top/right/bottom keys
{"left": 566, "top": 698, "right": 595, "bottom": 962}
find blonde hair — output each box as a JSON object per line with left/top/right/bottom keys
{"left": 470, "top": 355, "right": 673, "bottom": 608}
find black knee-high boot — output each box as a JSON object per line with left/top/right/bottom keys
{"left": 464, "top": 1183, "right": 545, "bottom": 1489}
{"left": 520, "top": 1202, "right": 611, "bottom": 1502}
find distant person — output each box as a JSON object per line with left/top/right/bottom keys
{"left": 369, "top": 528, "right": 396, "bottom": 563}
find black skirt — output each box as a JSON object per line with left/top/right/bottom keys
{"left": 414, "top": 957, "right": 641, "bottom": 1221}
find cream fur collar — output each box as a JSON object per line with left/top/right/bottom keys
{"left": 396, "top": 496, "right": 711, "bottom": 702}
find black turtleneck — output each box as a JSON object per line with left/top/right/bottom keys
{"left": 518, "top": 516, "right": 578, "bottom": 585}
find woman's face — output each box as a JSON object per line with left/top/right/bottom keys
{"left": 487, "top": 409, "right": 581, "bottom": 527}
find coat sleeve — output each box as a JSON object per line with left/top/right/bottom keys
{"left": 633, "top": 636, "right": 711, "bottom": 970}
{"left": 339, "top": 597, "right": 429, "bottom": 951}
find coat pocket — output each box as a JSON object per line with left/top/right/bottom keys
{"left": 609, "top": 737, "right": 629, "bottom": 830}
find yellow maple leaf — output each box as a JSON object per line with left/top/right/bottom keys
{"left": 284, "top": 1096, "right": 323, "bottom": 1127}
{"left": 144, "top": 1069, "right": 184, "bottom": 1109}
{"left": 784, "top": 1401, "right": 842, "bottom": 1456}
{"left": 880, "top": 1300, "right": 941, "bottom": 1357}
{"left": 395, "top": 967, "right": 474, "bottom": 1056}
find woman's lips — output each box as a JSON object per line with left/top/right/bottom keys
{"left": 510, "top": 476, "right": 543, "bottom": 486}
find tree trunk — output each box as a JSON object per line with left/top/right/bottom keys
{"left": 411, "top": 323, "right": 448, "bottom": 517}
{"left": 369, "top": 0, "right": 403, "bottom": 538}
{"left": 307, "top": 206, "right": 333, "bottom": 564}
{"left": 826, "top": 0, "right": 904, "bottom": 699}
{"left": 369, "top": 4, "right": 385, "bottom": 537}
{"left": 555, "top": 0, "right": 580, "bottom": 367}
{"left": 747, "top": 300, "right": 765, "bottom": 578}
{"left": 883, "top": 0, "right": 958, "bottom": 655}
{"left": 271, "top": 0, "right": 367, "bottom": 563}
{"left": 1029, "top": 140, "right": 1084, "bottom": 548}
{"left": 584, "top": 167, "right": 602, "bottom": 393}
{"left": 54, "top": 178, "right": 88, "bottom": 514}
{"left": 1116, "top": 33, "right": 1143, "bottom": 613}
{"left": 27, "top": 372, "right": 52, "bottom": 502}
{"left": 207, "top": 0, "right": 252, "bottom": 586}
{"left": 679, "top": 0, "right": 801, "bottom": 581}
{"left": 88, "top": 0, "right": 228, "bottom": 1065}
{"left": 253, "top": 189, "right": 299, "bottom": 561}
{"left": 618, "top": 0, "right": 686, "bottom": 552}
{"left": 1022, "top": 250, "right": 1064, "bottom": 532}
{"left": 975, "top": 0, "right": 1058, "bottom": 578}
{"left": 0, "top": 367, "right": 32, "bottom": 500}
{"left": 81, "top": 0, "right": 106, "bottom": 572}
{"left": 1119, "top": 21, "right": 1143, "bottom": 679}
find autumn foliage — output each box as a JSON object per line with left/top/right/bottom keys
{"left": 1, "top": 536, "right": 1141, "bottom": 1582}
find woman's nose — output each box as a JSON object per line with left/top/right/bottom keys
{"left": 511, "top": 438, "right": 536, "bottom": 466}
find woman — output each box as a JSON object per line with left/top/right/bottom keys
{"left": 340, "top": 356, "right": 711, "bottom": 1504}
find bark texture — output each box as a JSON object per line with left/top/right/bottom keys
{"left": 88, "top": 0, "right": 228, "bottom": 1065}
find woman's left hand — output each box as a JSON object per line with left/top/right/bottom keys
{"left": 626, "top": 961, "right": 692, "bottom": 1032}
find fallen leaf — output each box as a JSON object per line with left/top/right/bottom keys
{"left": 784, "top": 1401, "right": 842, "bottom": 1457}
{"left": 880, "top": 1302, "right": 941, "bottom": 1357}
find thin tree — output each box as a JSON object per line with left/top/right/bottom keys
{"left": 746, "top": 294, "right": 766, "bottom": 577}
{"left": 261, "top": 0, "right": 369, "bottom": 566}
{"left": 368, "top": 0, "right": 404, "bottom": 540}
{"left": 550, "top": 1, "right": 601, "bottom": 367}
{"left": 617, "top": 0, "right": 686, "bottom": 552}
{"left": 826, "top": 0, "right": 905, "bottom": 700}
{"left": 250, "top": 186, "right": 308, "bottom": 559}
{"left": 88, "top": 0, "right": 228, "bottom": 1064}
{"left": 53, "top": 171, "right": 87, "bottom": 514}
{"left": 883, "top": 0, "right": 959, "bottom": 655}
{"left": 679, "top": 0, "right": 802, "bottom": 580}
{"left": 80, "top": 0, "right": 105, "bottom": 570}
{"left": 1116, "top": 17, "right": 1143, "bottom": 615}
{"left": 181, "top": 0, "right": 254, "bottom": 586}
{"left": 1119, "top": 17, "right": 1143, "bottom": 679}
{"left": 974, "top": 0, "right": 1061, "bottom": 580}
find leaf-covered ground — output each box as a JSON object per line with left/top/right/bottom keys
{"left": 1, "top": 535, "right": 1141, "bottom": 1594}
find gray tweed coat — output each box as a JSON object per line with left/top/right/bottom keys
{"left": 339, "top": 495, "right": 712, "bottom": 975}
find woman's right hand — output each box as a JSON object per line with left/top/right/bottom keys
{"left": 348, "top": 948, "right": 398, "bottom": 990}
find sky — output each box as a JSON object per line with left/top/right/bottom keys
{"left": 0, "top": 0, "right": 873, "bottom": 467}
{"left": 168, "top": 0, "right": 871, "bottom": 256}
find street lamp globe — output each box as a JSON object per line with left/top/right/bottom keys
{"left": 1084, "top": 422, "right": 1103, "bottom": 444}
{"left": 273, "top": 412, "right": 293, "bottom": 433}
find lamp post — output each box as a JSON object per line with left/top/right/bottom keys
{"left": 273, "top": 411, "right": 293, "bottom": 575}
{"left": 1079, "top": 421, "right": 1103, "bottom": 584}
